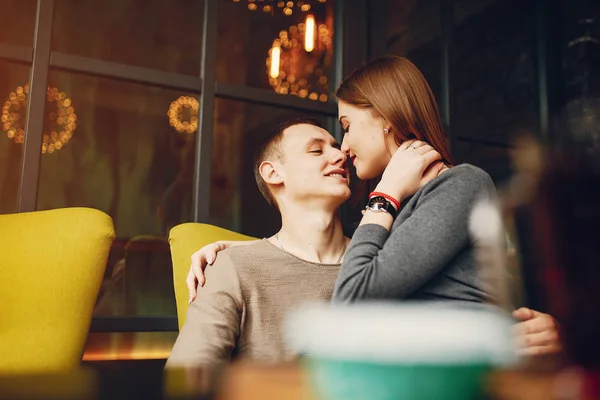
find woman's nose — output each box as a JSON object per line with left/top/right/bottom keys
{"left": 341, "top": 136, "right": 350, "bottom": 155}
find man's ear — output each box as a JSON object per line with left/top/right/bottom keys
{"left": 259, "top": 160, "right": 284, "bottom": 186}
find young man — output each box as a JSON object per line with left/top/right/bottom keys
{"left": 166, "top": 118, "right": 351, "bottom": 367}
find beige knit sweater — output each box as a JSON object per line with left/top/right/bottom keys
{"left": 166, "top": 239, "right": 340, "bottom": 367}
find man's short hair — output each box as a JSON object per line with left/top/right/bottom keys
{"left": 254, "top": 118, "right": 323, "bottom": 209}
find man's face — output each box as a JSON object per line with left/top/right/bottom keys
{"left": 278, "top": 124, "right": 351, "bottom": 206}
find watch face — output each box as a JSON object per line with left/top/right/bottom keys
{"left": 366, "top": 195, "right": 397, "bottom": 218}
{"left": 368, "top": 196, "right": 387, "bottom": 207}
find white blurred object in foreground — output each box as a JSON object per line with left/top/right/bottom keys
{"left": 285, "top": 302, "right": 518, "bottom": 365}
{"left": 468, "top": 198, "right": 512, "bottom": 311}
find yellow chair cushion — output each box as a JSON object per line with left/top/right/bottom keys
{"left": 0, "top": 207, "right": 115, "bottom": 374}
{"left": 168, "top": 223, "right": 256, "bottom": 329}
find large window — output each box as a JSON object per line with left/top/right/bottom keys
{"left": 2, "top": 0, "right": 552, "bottom": 358}
{"left": 0, "top": 0, "right": 339, "bottom": 360}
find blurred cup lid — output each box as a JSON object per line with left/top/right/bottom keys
{"left": 284, "top": 302, "right": 518, "bottom": 366}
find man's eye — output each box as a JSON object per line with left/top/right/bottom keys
{"left": 342, "top": 125, "right": 350, "bottom": 133}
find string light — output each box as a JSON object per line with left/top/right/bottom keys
{"left": 167, "top": 96, "right": 199, "bottom": 134}
{"left": 1, "top": 84, "right": 77, "bottom": 154}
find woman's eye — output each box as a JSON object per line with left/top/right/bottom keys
{"left": 309, "top": 149, "right": 322, "bottom": 154}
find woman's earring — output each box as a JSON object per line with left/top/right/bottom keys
{"left": 383, "top": 128, "right": 390, "bottom": 134}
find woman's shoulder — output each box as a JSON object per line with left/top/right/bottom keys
{"left": 445, "top": 163, "right": 492, "bottom": 179}
{"left": 438, "top": 163, "right": 494, "bottom": 188}
{"left": 421, "top": 163, "right": 496, "bottom": 200}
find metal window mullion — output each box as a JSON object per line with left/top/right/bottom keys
{"left": 17, "top": 0, "right": 55, "bottom": 212}
{"left": 535, "top": 0, "right": 551, "bottom": 143}
{"left": 49, "top": 52, "right": 203, "bottom": 93}
{"left": 192, "top": 0, "right": 219, "bottom": 223}
{"left": 440, "top": 0, "right": 454, "bottom": 145}
{"left": 0, "top": 43, "right": 33, "bottom": 64}
{"left": 215, "top": 82, "right": 335, "bottom": 115}
{"left": 331, "top": 0, "right": 345, "bottom": 142}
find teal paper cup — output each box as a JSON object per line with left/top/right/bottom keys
{"left": 285, "top": 303, "right": 518, "bottom": 400}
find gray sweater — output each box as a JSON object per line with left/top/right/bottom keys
{"left": 333, "top": 164, "right": 497, "bottom": 304}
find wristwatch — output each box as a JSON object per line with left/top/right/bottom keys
{"left": 365, "top": 196, "right": 398, "bottom": 219}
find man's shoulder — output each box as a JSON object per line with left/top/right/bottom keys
{"left": 221, "top": 239, "right": 274, "bottom": 259}
{"left": 218, "top": 239, "right": 280, "bottom": 271}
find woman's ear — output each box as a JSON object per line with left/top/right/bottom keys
{"left": 259, "top": 160, "right": 284, "bottom": 186}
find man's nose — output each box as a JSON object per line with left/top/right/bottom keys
{"left": 332, "top": 148, "right": 347, "bottom": 166}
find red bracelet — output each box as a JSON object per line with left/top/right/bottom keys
{"left": 369, "top": 191, "right": 400, "bottom": 210}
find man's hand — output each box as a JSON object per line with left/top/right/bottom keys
{"left": 513, "top": 307, "right": 562, "bottom": 356}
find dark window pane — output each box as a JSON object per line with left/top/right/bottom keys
{"left": 558, "top": 0, "right": 600, "bottom": 147}
{"left": 0, "top": 0, "right": 36, "bottom": 47}
{"left": 52, "top": 0, "right": 204, "bottom": 76}
{"left": 452, "top": 140, "right": 512, "bottom": 183}
{"left": 0, "top": 61, "right": 30, "bottom": 214}
{"left": 217, "top": 0, "right": 335, "bottom": 101}
{"left": 210, "top": 98, "right": 332, "bottom": 237}
{"left": 387, "top": 0, "right": 442, "bottom": 103}
{"left": 37, "top": 70, "right": 197, "bottom": 317}
{"left": 452, "top": 0, "right": 537, "bottom": 145}
{"left": 83, "top": 332, "right": 177, "bottom": 361}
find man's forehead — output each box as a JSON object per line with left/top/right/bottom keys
{"left": 282, "top": 123, "right": 337, "bottom": 146}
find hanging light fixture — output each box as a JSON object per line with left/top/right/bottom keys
{"left": 232, "top": 0, "right": 327, "bottom": 16}
{"left": 266, "top": 13, "right": 332, "bottom": 102}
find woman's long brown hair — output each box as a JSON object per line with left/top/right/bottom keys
{"left": 336, "top": 55, "right": 453, "bottom": 165}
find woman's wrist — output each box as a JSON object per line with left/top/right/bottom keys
{"left": 373, "top": 181, "right": 405, "bottom": 205}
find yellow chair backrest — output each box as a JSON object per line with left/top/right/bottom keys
{"left": 168, "top": 223, "right": 256, "bottom": 329}
{"left": 0, "top": 207, "right": 115, "bottom": 374}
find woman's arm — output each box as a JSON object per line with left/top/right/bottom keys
{"left": 333, "top": 167, "right": 495, "bottom": 302}
{"left": 187, "top": 239, "right": 259, "bottom": 302}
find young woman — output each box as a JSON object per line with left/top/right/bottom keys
{"left": 185, "top": 56, "right": 561, "bottom": 355}
{"left": 332, "top": 55, "right": 492, "bottom": 303}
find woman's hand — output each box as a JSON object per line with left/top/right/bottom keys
{"left": 187, "top": 240, "right": 257, "bottom": 303}
{"left": 376, "top": 140, "right": 444, "bottom": 202}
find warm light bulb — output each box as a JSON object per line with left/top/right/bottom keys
{"left": 270, "top": 45, "right": 281, "bottom": 78}
{"left": 304, "top": 14, "right": 315, "bottom": 52}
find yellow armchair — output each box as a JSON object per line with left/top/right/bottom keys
{"left": 168, "top": 223, "right": 256, "bottom": 329}
{"left": 0, "top": 207, "right": 115, "bottom": 374}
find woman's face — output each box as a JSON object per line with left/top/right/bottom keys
{"left": 338, "top": 101, "right": 394, "bottom": 180}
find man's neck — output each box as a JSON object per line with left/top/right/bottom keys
{"left": 272, "top": 202, "right": 347, "bottom": 264}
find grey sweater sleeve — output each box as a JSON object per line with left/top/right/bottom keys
{"left": 333, "top": 166, "right": 495, "bottom": 302}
